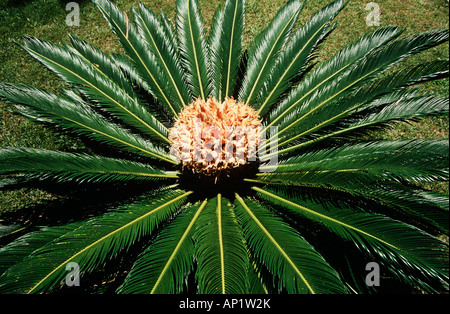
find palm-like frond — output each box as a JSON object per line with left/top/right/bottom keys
{"left": 234, "top": 193, "right": 348, "bottom": 294}
{"left": 117, "top": 198, "right": 207, "bottom": 294}
{"left": 238, "top": 0, "right": 304, "bottom": 106}
{"left": 256, "top": 0, "right": 345, "bottom": 117}
{"left": 0, "top": 0, "right": 448, "bottom": 295}
{"left": 259, "top": 140, "right": 449, "bottom": 185}
{"left": 134, "top": 2, "right": 192, "bottom": 108}
{"left": 94, "top": 0, "right": 183, "bottom": 118}
{"left": 0, "top": 148, "right": 179, "bottom": 185}
{"left": 194, "top": 194, "right": 249, "bottom": 294}
{"left": 256, "top": 140, "right": 449, "bottom": 233}
{"left": 0, "top": 84, "right": 175, "bottom": 164}
{"left": 275, "top": 30, "right": 449, "bottom": 147}
{"left": 0, "top": 189, "right": 191, "bottom": 293}
{"left": 253, "top": 186, "right": 449, "bottom": 292}
{"left": 260, "top": 57, "right": 449, "bottom": 159}
{"left": 0, "top": 223, "right": 82, "bottom": 277}
{"left": 176, "top": 0, "right": 212, "bottom": 99}
{"left": 264, "top": 26, "right": 403, "bottom": 129}
{"left": 209, "top": 0, "right": 245, "bottom": 102}
{"left": 21, "top": 36, "right": 169, "bottom": 144}
{"left": 273, "top": 91, "right": 449, "bottom": 157}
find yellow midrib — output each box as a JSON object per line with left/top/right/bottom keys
{"left": 150, "top": 198, "right": 208, "bottom": 294}
{"left": 139, "top": 13, "right": 186, "bottom": 108}
{"left": 252, "top": 186, "right": 400, "bottom": 251}
{"left": 98, "top": 5, "right": 178, "bottom": 118}
{"left": 224, "top": 0, "right": 239, "bottom": 100}
{"left": 27, "top": 191, "right": 192, "bottom": 294}
{"left": 25, "top": 46, "right": 170, "bottom": 144}
{"left": 257, "top": 21, "right": 327, "bottom": 115}
{"left": 63, "top": 117, "right": 176, "bottom": 164}
{"left": 187, "top": 3, "right": 205, "bottom": 100}
{"left": 217, "top": 194, "right": 226, "bottom": 294}
{"left": 235, "top": 193, "right": 315, "bottom": 294}
{"left": 245, "top": 5, "right": 301, "bottom": 104}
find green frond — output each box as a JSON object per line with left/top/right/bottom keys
{"left": 194, "top": 194, "right": 249, "bottom": 294}
{"left": 274, "top": 91, "right": 449, "bottom": 157}
{"left": 0, "top": 84, "right": 176, "bottom": 164}
{"left": 256, "top": 0, "right": 345, "bottom": 116}
{"left": 93, "top": 0, "right": 182, "bottom": 118}
{"left": 176, "top": 0, "right": 212, "bottom": 100}
{"left": 246, "top": 260, "right": 268, "bottom": 294}
{"left": 117, "top": 198, "right": 207, "bottom": 294}
{"left": 0, "top": 189, "right": 191, "bottom": 293}
{"left": 0, "top": 223, "right": 82, "bottom": 277}
{"left": 20, "top": 36, "right": 169, "bottom": 144}
{"left": 275, "top": 29, "right": 449, "bottom": 146}
{"left": 234, "top": 193, "right": 348, "bottom": 294}
{"left": 0, "top": 148, "right": 178, "bottom": 186}
{"left": 274, "top": 62, "right": 449, "bottom": 150}
{"left": 346, "top": 181, "right": 449, "bottom": 234}
{"left": 253, "top": 186, "right": 449, "bottom": 292}
{"left": 68, "top": 35, "right": 171, "bottom": 143}
{"left": 354, "top": 59, "right": 450, "bottom": 96}
{"left": 246, "top": 179, "right": 449, "bottom": 236}
{"left": 68, "top": 34, "right": 135, "bottom": 96}
{"left": 259, "top": 140, "right": 449, "bottom": 186}
{"left": 209, "top": 0, "right": 245, "bottom": 102}
{"left": 257, "top": 140, "right": 449, "bottom": 233}
{"left": 134, "top": 2, "right": 192, "bottom": 107}
{"left": 160, "top": 10, "right": 178, "bottom": 50}
{"left": 239, "top": 0, "right": 304, "bottom": 106}
{"left": 106, "top": 52, "right": 171, "bottom": 125}
{"left": 265, "top": 26, "right": 403, "bottom": 130}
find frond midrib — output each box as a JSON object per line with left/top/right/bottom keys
{"left": 252, "top": 186, "right": 400, "bottom": 251}
{"left": 26, "top": 190, "right": 192, "bottom": 294}
{"left": 23, "top": 44, "right": 170, "bottom": 144}
{"left": 137, "top": 8, "right": 187, "bottom": 108}
{"left": 235, "top": 192, "right": 316, "bottom": 294}
{"left": 150, "top": 198, "right": 208, "bottom": 294}
{"left": 96, "top": 3, "right": 179, "bottom": 118}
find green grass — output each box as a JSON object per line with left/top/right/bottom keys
{"left": 0, "top": 0, "right": 449, "bottom": 214}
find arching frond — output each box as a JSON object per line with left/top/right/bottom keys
{"left": 21, "top": 36, "right": 169, "bottom": 144}
{"left": 265, "top": 26, "right": 403, "bottom": 129}
{"left": 273, "top": 64, "right": 449, "bottom": 153}
{"left": 256, "top": 0, "right": 345, "bottom": 116}
{"left": 253, "top": 186, "right": 449, "bottom": 292}
{"left": 239, "top": 0, "right": 304, "bottom": 106}
{"left": 0, "top": 223, "right": 82, "bottom": 277}
{"left": 234, "top": 193, "right": 348, "bottom": 294}
{"left": 0, "top": 189, "right": 191, "bottom": 293}
{"left": 134, "top": 3, "right": 192, "bottom": 108}
{"left": 176, "top": 0, "right": 212, "bottom": 99}
{"left": 93, "top": 0, "right": 183, "bottom": 117}
{"left": 209, "top": 0, "right": 245, "bottom": 102}
{"left": 194, "top": 194, "right": 249, "bottom": 294}
{"left": 256, "top": 140, "right": 449, "bottom": 233}
{"left": 259, "top": 140, "right": 449, "bottom": 186}
{"left": 0, "top": 148, "right": 179, "bottom": 185}
{"left": 276, "top": 29, "right": 449, "bottom": 147}
{"left": 117, "top": 198, "right": 207, "bottom": 294}
{"left": 273, "top": 91, "right": 448, "bottom": 157}
{"left": 0, "top": 84, "right": 176, "bottom": 164}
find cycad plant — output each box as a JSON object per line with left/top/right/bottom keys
{"left": 0, "top": 0, "right": 448, "bottom": 294}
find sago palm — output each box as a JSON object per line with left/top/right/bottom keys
{"left": 0, "top": 0, "right": 448, "bottom": 294}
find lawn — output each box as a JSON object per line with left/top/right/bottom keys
{"left": 0, "top": 0, "right": 449, "bottom": 215}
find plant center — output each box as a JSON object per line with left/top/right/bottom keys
{"left": 169, "top": 97, "right": 262, "bottom": 187}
